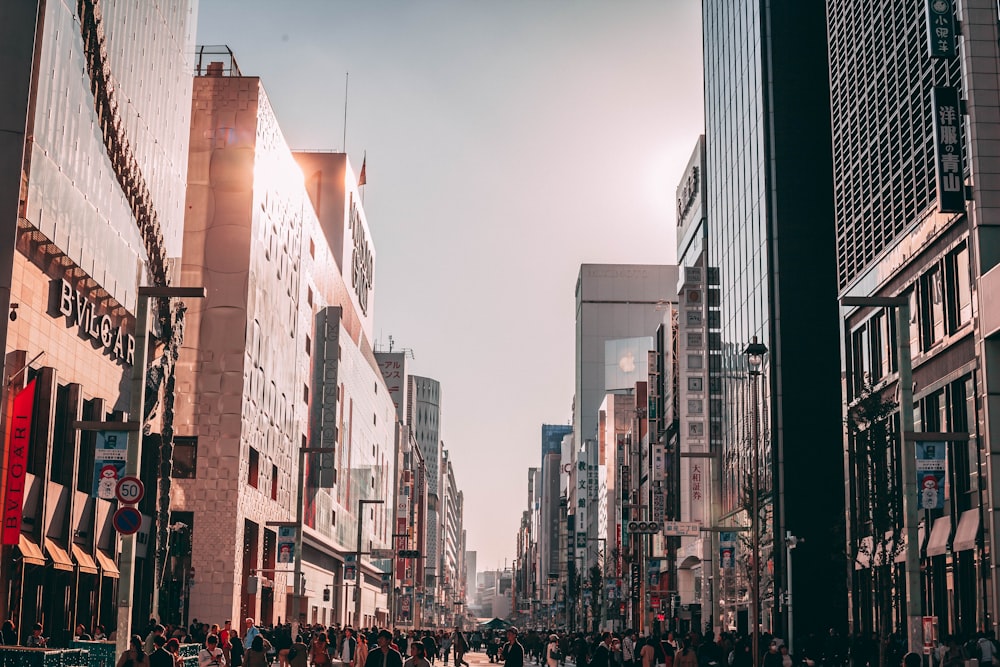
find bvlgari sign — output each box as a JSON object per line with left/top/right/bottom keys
{"left": 55, "top": 279, "right": 135, "bottom": 365}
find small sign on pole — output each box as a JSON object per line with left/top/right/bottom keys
{"left": 115, "top": 476, "right": 144, "bottom": 504}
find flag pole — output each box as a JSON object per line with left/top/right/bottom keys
{"left": 342, "top": 72, "right": 349, "bottom": 153}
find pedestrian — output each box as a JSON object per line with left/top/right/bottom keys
{"left": 364, "top": 630, "right": 404, "bottom": 667}
{"left": 355, "top": 634, "right": 369, "bottom": 667}
{"left": 166, "top": 639, "right": 184, "bottom": 667}
{"left": 310, "top": 632, "right": 331, "bottom": 667}
{"left": 503, "top": 628, "right": 525, "bottom": 667}
{"left": 151, "top": 635, "right": 174, "bottom": 667}
{"left": 454, "top": 629, "right": 469, "bottom": 667}
{"left": 623, "top": 632, "right": 636, "bottom": 667}
{"left": 340, "top": 629, "right": 357, "bottom": 666}
{"left": 424, "top": 632, "right": 439, "bottom": 665}
{"left": 289, "top": 636, "right": 309, "bottom": 667}
{"left": 118, "top": 635, "right": 147, "bottom": 667}
{"left": 245, "top": 636, "right": 272, "bottom": 667}
{"left": 245, "top": 620, "right": 261, "bottom": 649}
{"left": 94, "top": 626, "right": 108, "bottom": 641}
{"left": 199, "top": 635, "right": 226, "bottom": 667}
{"left": 546, "top": 634, "right": 562, "bottom": 667}
{"left": 230, "top": 631, "right": 245, "bottom": 667}
{"left": 145, "top": 626, "right": 166, "bottom": 655}
{"left": 405, "top": 643, "right": 431, "bottom": 667}
{"left": 674, "top": 641, "right": 696, "bottom": 667}
{"left": 592, "top": 634, "right": 613, "bottom": 667}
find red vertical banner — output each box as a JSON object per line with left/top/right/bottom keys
{"left": 3, "top": 380, "right": 36, "bottom": 545}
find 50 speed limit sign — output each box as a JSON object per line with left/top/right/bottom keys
{"left": 115, "top": 476, "right": 144, "bottom": 504}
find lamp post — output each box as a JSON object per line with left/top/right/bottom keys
{"left": 743, "top": 336, "right": 767, "bottom": 667}
{"left": 354, "top": 498, "right": 385, "bottom": 627}
{"left": 784, "top": 532, "right": 803, "bottom": 654}
{"left": 114, "top": 285, "right": 204, "bottom": 657}
{"left": 841, "top": 296, "right": 919, "bottom": 653}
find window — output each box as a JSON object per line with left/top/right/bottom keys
{"left": 249, "top": 448, "right": 259, "bottom": 488}
{"left": 172, "top": 437, "right": 198, "bottom": 478}
{"left": 305, "top": 335, "right": 311, "bottom": 356}
{"left": 307, "top": 287, "right": 313, "bottom": 307}
{"left": 303, "top": 383, "right": 309, "bottom": 404}
{"left": 920, "top": 267, "right": 945, "bottom": 349}
{"left": 947, "top": 245, "right": 972, "bottom": 331}
{"left": 309, "top": 239, "right": 315, "bottom": 258}
{"left": 270, "top": 464, "right": 279, "bottom": 501}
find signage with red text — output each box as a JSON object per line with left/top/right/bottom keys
{"left": 2, "top": 381, "right": 36, "bottom": 544}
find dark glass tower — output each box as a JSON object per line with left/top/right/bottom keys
{"left": 703, "top": 0, "right": 845, "bottom": 641}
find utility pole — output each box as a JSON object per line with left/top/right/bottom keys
{"left": 115, "top": 286, "right": 205, "bottom": 657}
{"left": 354, "top": 498, "right": 384, "bottom": 626}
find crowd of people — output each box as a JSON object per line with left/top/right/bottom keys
{"left": 5, "top": 616, "right": 1000, "bottom": 667}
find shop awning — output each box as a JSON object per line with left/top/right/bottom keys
{"left": 894, "top": 524, "right": 927, "bottom": 563}
{"left": 17, "top": 533, "right": 46, "bottom": 566}
{"left": 71, "top": 544, "right": 98, "bottom": 575}
{"left": 854, "top": 535, "right": 873, "bottom": 570}
{"left": 926, "top": 516, "right": 952, "bottom": 557}
{"left": 45, "top": 540, "right": 74, "bottom": 571}
{"left": 953, "top": 509, "right": 980, "bottom": 552}
{"left": 95, "top": 549, "right": 119, "bottom": 579}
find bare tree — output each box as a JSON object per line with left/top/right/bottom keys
{"left": 848, "top": 382, "right": 899, "bottom": 667}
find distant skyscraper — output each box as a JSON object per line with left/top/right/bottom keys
{"left": 539, "top": 425, "right": 571, "bottom": 598}
{"left": 573, "top": 265, "right": 678, "bottom": 568}
{"left": 408, "top": 376, "right": 442, "bottom": 618}
{"left": 702, "top": 0, "right": 843, "bottom": 640}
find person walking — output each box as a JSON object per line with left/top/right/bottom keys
{"left": 503, "top": 628, "right": 524, "bottom": 667}
{"left": 453, "top": 630, "right": 469, "bottom": 667}
{"left": 364, "top": 630, "right": 404, "bottom": 667}
{"left": 245, "top": 636, "right": 272, "bottom": 667}
{"left": 547, "top": 635, "right": 562, "bottom": 667}
{"left": 673, "top": 641, "right": 696, "bottom": 667}
{"left": 355, "top": 635, "right": 370, "bottom": 667}
{"left": 150, "top": 636, "right": 174, "bottom": 667}
{"left": 229, "top": 631, "right": 245, "bottom": 667}
{"left": 310, "top": 632, "right": 331, "bottom": 667}
{"left": 404, "top": 643, "right": 431, "bottom": 667}
{"left": 591, "top": 634, "right": 613, "bottom": 667}
{"left": 118, "top": 635, "right": 148, "bottom": 667}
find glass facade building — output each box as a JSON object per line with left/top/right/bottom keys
{"left": 702, "top": 0, "right": 845, "bottom": 640}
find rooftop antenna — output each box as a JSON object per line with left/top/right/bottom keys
{"left": 388, "top": 335, "right": 394, "bottom": 352}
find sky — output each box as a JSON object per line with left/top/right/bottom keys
{"left": 197, "top": 0, "right": 704, "bottom": 571}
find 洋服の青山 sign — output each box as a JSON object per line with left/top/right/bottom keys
{"left": 56, "top": 278, "right": 135, "bottom": 365}
{"left": 3, "top": 380, "right": 36, "bottom": 545}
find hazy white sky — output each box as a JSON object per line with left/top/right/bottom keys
{"left": 197, "top": 0, "right": 704, "bottom": 571}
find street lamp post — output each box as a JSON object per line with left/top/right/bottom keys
{"left": 116, "top": 285, "right": 205, "bottom": 658}
{"left": 784, "top": 532, "right": 803, "bottom": 654}
{"left": 841, "top": 296, "right": 919, "bottom": 653}
{"left": 743, "top": 336, "right": 767, "bottom": 667}
{"left": 354, "top": 498, "right": 385, "bottom": 627}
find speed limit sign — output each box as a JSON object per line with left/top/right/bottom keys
{"left": 115, "top": 476, "right": 144, "bottom": 504}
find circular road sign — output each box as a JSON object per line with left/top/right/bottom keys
{"left": 112, "top": 506, "right": 143, "bottom": 535}
{"left": 115, "top": 476, "right": 144, "bottom": 504}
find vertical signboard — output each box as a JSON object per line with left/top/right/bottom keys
{"left": 720, "top": 532, "right": 736, "bottom": 569}
{"left": 926, "top": 0, "right": 957, "bottom": 58}
{"left": 277, "top": 526, "right": 296, "bottom": 563}
{"left": 311, "top": 307, "right": 341, "bottom": 489}
{"left": 399, "top": 591, "right": 412, "bottom": 625}
{"left": 376, "top": 352, "right": 407, "bottom": 424}
{"left": 916, "top": 442, "right": 946, "bottom": 510}
{"left": 345, "top": 553, "right": 357, "bottom": 581}
{"left": 93, "top": 429, "right": 129, "bottom": 499}
{"left": 932, "top": 86, "right": 965, "bottom": 214}
{"left": 2, "top": 381, "right": 35, "bottom": 544}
